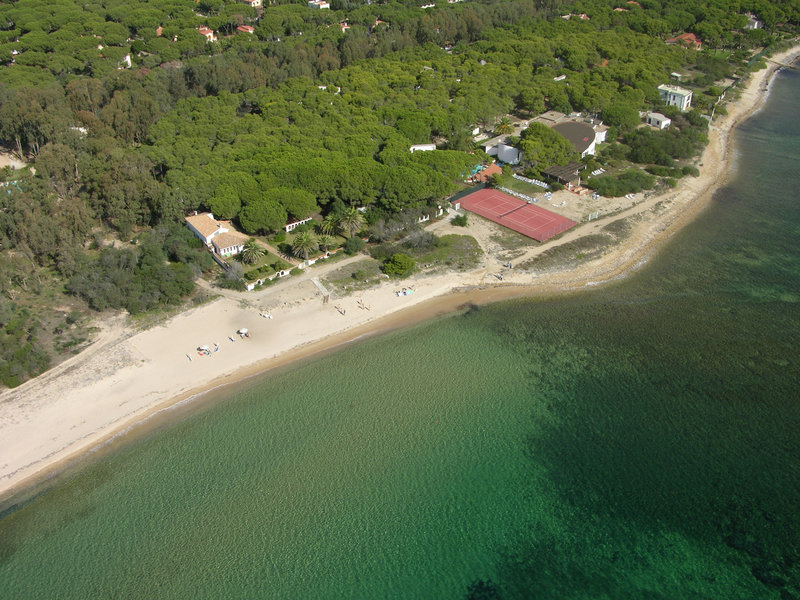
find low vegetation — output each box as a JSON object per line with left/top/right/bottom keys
{"left": 517, "top": 216, "right": 635, "bottom": 272}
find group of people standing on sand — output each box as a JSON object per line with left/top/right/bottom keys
{"left": 186, "top": 330, "right": 252, "bottom": 361}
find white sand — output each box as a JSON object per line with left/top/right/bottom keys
{"left": 0, "top": 151, "right": 27, "bottom": 170}
{"left": 1, "top": 46, "right": 799, "bottom": 502}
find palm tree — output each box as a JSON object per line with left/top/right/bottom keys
{"left": 291, "top": 230, "right": 318, "bottom": 261}
{"left": 240, "top": 238, "right": 266, "bottom": 265}
{"left": 319, "top": 214, "right": 338, "bottom": 236}
{"left": 317, "top": 234, "right": 335, "bottom": 252}
{"left": 338, "top": 207, "right": 364, "bottom": 238}
{"left": 494, "top": 116, "right": 514, "bottom": 135}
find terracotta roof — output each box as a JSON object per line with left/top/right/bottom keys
{"left": 186, "top": 213, "right": 223, "bottom": 238}
{"left": 475, "top": 163, "right": 502, "bottom": 182}
{"left": 212, "top": 231, "right": 248, "bottom": 250}
{"left": 666, "top": 32, "right": 702, "bottom": 48}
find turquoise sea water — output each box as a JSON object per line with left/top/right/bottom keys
{"left": 2, "top": 69, "right": 800, "bottom": 599}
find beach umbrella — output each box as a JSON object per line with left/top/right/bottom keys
{"left": 237, "top": 328, "right": 248, "bottom": 335}
{"left": 198, "top": 345, "right": 210, "bottom": 351}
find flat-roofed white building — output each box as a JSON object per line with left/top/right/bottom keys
{"left": 658, "top": 84, "right": 692, "bottom": 111}
{"left": 645, "top": 112, "right": 671, "bottom": 129}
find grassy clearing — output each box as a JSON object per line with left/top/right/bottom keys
{"left": 414, "top": 234, "right": 483, "bottom": 272}
{"left": 517, "top": 216, "right": 635, "bottom": 273}
{"left": 322, "top": 259, "right": 384, "bottom": 295}
{"left": 489, "top": 228, "right": 536, "bottom": 262}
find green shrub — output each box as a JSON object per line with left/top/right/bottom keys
{"left": 587, "top": 169, "right": 655, "bottom": 197}
{"left": 645, "top": 165, "right": 683, "bottom": 178}
{"left": 369, "top": 243, "right": 394, "bottom": 260}
{"left": 682, "top": 165, "right": 700, "bottom": 177}
{"left": 344, "top": 236, "right": 365, "bottom": 255}
{"left": 272, "top": 231, "right": 286, "bottom": 243}
{"left": 451, "top": 214, "right": 468, "bottom": 227}
{"left": 290, "top": 267, "right": 302, "bottom": 276}
{"left": 381, "top": 253, "right": 416, "bottom": 277}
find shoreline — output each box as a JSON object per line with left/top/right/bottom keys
{"left": 1, "top": 45, "right": 799, "bottom": 506}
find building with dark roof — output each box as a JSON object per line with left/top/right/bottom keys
{"left": 543, "top": 162, "right": 585, "bottom": 185}
{"left": 551, "top": 122, "right": 598, "bottom": 158}
{"left": 532, "top": 112, "right": 608, "bottom": 158}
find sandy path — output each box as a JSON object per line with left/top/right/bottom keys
{"left": 1, "top": 45, "right": 798, "bottom": 503}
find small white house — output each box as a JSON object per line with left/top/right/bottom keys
{"left": 745, "top": 13, "right": 762, "bottom": 29}
{"left": 211, "top": 232, "right": 247, "bottom": 258}
{"left": 409, "top": 144, "right": 436, "bottom": 153}
{"left": 495, "top": 143, "right": 522, "bottom": 165}
{"left": 645, "top": 112, "right": 671, "bottom": 129}
{"left": 308, "top": 0, "right": 330, "bottom": 8}
{"left": 658, "top": 84, "right": 692, "bottom": 111}
{"left": 197, "top": 27, "right": 217, "bottom": 43}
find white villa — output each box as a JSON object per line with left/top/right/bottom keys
{"left": 185, "top": 212, "right": 247, "bottom": 257}
{"left": 658, "top": 84, "right": 692, "bottom": 111}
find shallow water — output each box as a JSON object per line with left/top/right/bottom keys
{"left": 1, "top": 69, "right": 799, "bottom": 599}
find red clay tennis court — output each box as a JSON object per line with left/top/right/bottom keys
{"left": 458, "top": 188, "right": 577, "bottom": 242}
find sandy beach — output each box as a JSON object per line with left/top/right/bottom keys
{"left": 1, "top": 45, "right": 799, "bottom": 503}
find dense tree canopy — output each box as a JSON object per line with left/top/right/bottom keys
{"left": 0, "top": 0, "right": 797, "bottom": 385}
{"left": 518, "top": 123, "right": 579, "bottom": 172}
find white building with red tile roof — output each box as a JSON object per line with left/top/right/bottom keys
{"left": 185, "top": 213, "right": 248, "bottom": 257}
{"left": 211, "top": 231, "right": 248, "bottom": 257}
{"left": 197, "top": 27, "right": 217, "bottom": 43}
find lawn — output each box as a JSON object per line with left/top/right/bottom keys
{"left": 226, "top": 250, "right": 287, "bottom": 282}
{"left": 500, "top": 176, "right": 549, "bottom": 198}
